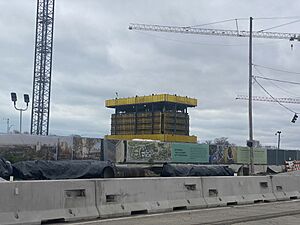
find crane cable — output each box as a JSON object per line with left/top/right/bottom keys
{"left": 257, "top": 19, "right": 300, "bottom": 32}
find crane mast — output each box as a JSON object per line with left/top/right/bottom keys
{"left": 31, "top": 0, "right": 55, "bottom": 135}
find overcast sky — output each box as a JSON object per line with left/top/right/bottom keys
{"left": 0, "top": 0, "right": 300, "bottom": 149}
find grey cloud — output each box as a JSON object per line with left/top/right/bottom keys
{"left": 1, "top": 0, "right": 300, "bottom": 149}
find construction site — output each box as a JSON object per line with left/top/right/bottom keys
{"left": 1, "top": 1, "right": 300, "bottom": 225}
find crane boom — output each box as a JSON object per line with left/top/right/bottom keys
{"left": 236, "top": 95, "right": 300, "bottom": 104}
{"left": 129, "top": 23, "right": 300, "bottom": 41}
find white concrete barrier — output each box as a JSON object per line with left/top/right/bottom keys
{"left": 95, "top": 177, "right": 207, "bottom": 218}
{"left": 270, "top": 175, "right": 300, "bottom": 201}
{"left": 2, "top": 175, "right": 300, "bottom": 224}
{"left": 201, "top": 176, "right": 276, "bottom": 207}
{"left": 0, "top": 180, "right": 98, "bottom": 225}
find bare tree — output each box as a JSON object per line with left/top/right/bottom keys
{"left": 204, "top": 140, "right": 213, "bottom": 145}
{"left": 213, "top": 137, "right": 235, "bottom": 146}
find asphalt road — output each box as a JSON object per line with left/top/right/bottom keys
{"left": 56, "top": 200, "right": 300, "bottom": 225}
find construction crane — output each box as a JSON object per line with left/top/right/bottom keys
{"left": 129, "top": 20, "right": 300, "bottom": 174}
{"left": 236, "top": 95, "right": 300, "bottom": 104}
{"left": 31, "top": 0, "right": 55, "bottom": 135}
{"left": 129, "top": 23, "right": 300, "bottom": 41}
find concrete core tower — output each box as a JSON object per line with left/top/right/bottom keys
{"left": 105, "top": 94, "right": 197, "bottom": 143}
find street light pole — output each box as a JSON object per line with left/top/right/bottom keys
{"left": 276, "top": 131, "right": 281, "bottom": 150}
{"left": 3, "top": 118, "right": 12, "bottom": 134}
{"left": 275, "top": 131, "right": 281, "bottom": 165}
{"left": 6, "top": 118, "right": 9, "bottom": 134}
{"left": 10, "top": 93, "right": 30, "bottom": 133}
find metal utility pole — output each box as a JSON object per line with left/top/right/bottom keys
{"left": 248, "top": 17, "right": 254, "bottom": 175}
{"left": 31, "top": 0, "right": 55, "bottom": 135}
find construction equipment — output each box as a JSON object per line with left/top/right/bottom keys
{"left": 236, "top": 95, "right": 300, "bottom": 104}
{"left": 129, "top": 23, "right": 300, "bottom": 41}
{"left": 31, "top": 0, "right": 55, "bottom": 135}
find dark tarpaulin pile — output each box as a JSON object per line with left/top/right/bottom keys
{"left": 115, "top": 166, "right": 160, "bottom": 177}
{"left": 161, "top": 163, "right": 234, "bottom": 177}
{"left": 12, "top": 160, "right": 115, "bottom": 180}
{"left": 0, "top": 158, "right": 13, "bottom": 180}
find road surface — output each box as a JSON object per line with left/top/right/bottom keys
{"left": 56, "top": 200, "right": 300, "bottom": 225}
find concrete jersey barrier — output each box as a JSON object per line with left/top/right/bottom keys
{"left": 95, "top": 177, "right": 206, "bottom": 218}
{"left": 0, "top": 175, "right": 300, "bottom": 224}
{"left": 0, "top": 180, "right": 98, "bottom": 225}
{"left": 270, "top": 175, "right": 300, "bottom": 201}
{"left": 201, "top": 176, "right": 276, "bottom": 207}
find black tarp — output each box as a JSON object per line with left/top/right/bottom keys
{"left": 161, "top": 163, "right": 234, "bottom": 177}
{"left": 12, "top": 160, "right": 115, "bottom": 180}
{"left": 115, "top": 166, "right": 160, "bottom": 177}
{"left": 0, "top": 158, "right": 13, "bottom": 180}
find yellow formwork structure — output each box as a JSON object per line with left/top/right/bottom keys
{"left": 106, "top": 94, "right": 197, "bottom": 108}
{"left": 106, "top": 94, "right": 198, "bottom": 143}
{"left": 105, "top": 134, "right": 197, "bottom": 143}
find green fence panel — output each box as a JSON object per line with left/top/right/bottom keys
{"left": 172, "top": 143, "right": 209, "bottom": 163}
{"left": 236, "top": 147, "right": 267, "bottom": 165}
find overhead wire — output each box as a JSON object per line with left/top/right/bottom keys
{"left": 253, "top": 77, "right": 298, "bottom": 114}
{"left": 254, "top": 75, "right": 300, "bottom": 85}
{"left": 253, "top": 65, "right": 300, "bottom": 97}
{"left": 253, "top": 64, "right": 300, "bottom": 75}
{"left": 267, "top": 79, "right": 300, "bottom": 97}
{"left": 253, "top": 66, "right": 299, "bottom": 113}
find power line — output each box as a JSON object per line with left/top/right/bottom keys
{"left": 254, "top": 66, "right": 300, "bottom": 100}
{"left": 267, "top": 80, "right": 300, "bottom": 97}
{"left": 254, "top": 75, "right": 300, "bottom": 85}
{"left": 254, "top": 67, "right": 300, "bottom": 96}
{"left": 253, "top": 77, "right": 297, "bottom": 114}
{"left": 253, "top": 64, "right": 300, "bottom": 75}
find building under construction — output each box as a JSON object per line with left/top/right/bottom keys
{"left": 105, "top": 94, "right": 197, "bottom": 143}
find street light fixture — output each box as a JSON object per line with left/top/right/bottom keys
{"left": 10, "top": 92, "right": 30, "bottom": 133}
{"left": 275, "top": 131, "right": 281, "bottom": 166}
